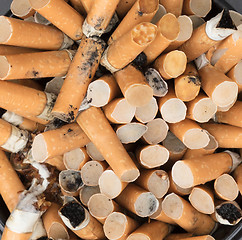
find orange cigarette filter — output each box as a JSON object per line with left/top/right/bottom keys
{"left": 114, "top": 64, "right": 153, "bottom": 107}
{"left": 32, "top": 123, "right": 90, "bottom": 162}
{"left": 80, "top": 0, "right": 93, "bottom": 13}
{"left": 0, "top": 16, "right": 68, "bottom": 50}
{"left": 83, "top": 0, "right": 120, "bottom": 37}
{"left": 182, "top": 0, "right": 212, "bottom": 17}
{"left": 164, "top": 233, "right": 194, "bottom": 240}
{"left": 0, "top": 50, "right": 72, "bottom": 80}
{"left": 52, "top": 36, "right": 105, "bottom": 122}
{"left": 159, "top": 0, "right": 183, "bottom": 17}
{"left": 233, "top": 163, "right": 242, "bottom": 195}
{"left": 101, "top": 22, "right": 157, "bottom": 73}
{"left": 179, "top": 236, "right": 215, "bottom": 240}
{"left": 30, "top": 0, "right": 84, "bottom": 41}
{"left": 77, "top": 107, "right": 140, "bottom": 182}
{"left": 227, "top": 60, "right": 242, "bottom": 92}
{"left": 0, "top": 44, "right": 37, "bottom": 55}
{"left": 109, "top": 0, "right": 159, "bottom": 44}
{"left": 116, "top": 0, "right": 136, "bottom": 18}
{"left": 69, "top": 0, "right": 86, "bottom": 15}
{"left": 143, "top": 13, "right": 180, "bottom": 64}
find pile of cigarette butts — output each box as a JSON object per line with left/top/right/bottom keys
{"left": 0, "top": 0, "right": 242, "bottom": 239}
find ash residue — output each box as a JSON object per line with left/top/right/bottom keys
{"left": 132, "top": 52, "right": 147, "bottom": 71}
{"left": 217, "top": 203, "right": 242, "bottom": 224}
{"left": 188, "top": 76, "right": 201, "bottom": 86}
{"left": 216, "top": 9, "right": 237, "bottom": 30}
{"left": 0, "top": 108, "right": 7, "bottom": 117}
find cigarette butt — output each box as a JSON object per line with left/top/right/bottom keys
{"left": 103, "top": 98, "right": 136, "bottom": 124}
{"left": 154, "top": 50, "right": 187, "bottom": 80}
{"left": 10, "top": 0, "right": 35, "bottom": 19}
{"left": 116, "top": 0, "right": 136, "bottom": 18}
{"left": 233, "top": 163, "right": 242, "bottom": 195}
{"left": 99, "top": 168, "right": 128, "bottom": 199}
{"left": 101, "top": 22, "right": 157, "bottom": 73}
{"left": 182, "top": 0, "right": 212, "bottom": 17}
{"left": 104, "top": 212, "right": 139, "bottom": 240}
{"left": 46, "top": 155, "right": 66, "bottom": 171}
{"left": 0, "top": 150, "right": 25, "bottom": 212}
{"left": 159, "top": 0, "right": 183, "bottom": 17}
{"left": 189, "top": 15, "right": 206, "bottom": 29}
{"left": 1, "top": 227, "right": 32, "bottom": 240}
{"left": 158, "top": 87, "right": 187, "bottom": 123}
{"left": 77, "top": 107, "right": 140, "bottom": 182}
{"left": 83, "top": 0, "right": 120, "bottom": 37}
{"left": 32, "top": 123, "right": 90, "bottom": 162}
{"left": 81, "top": 160, "right": 108, "bottom": 186}
{"left": 216, "top": 97, "right": 237, "bottom": 112}
{"left": 116, "top": 183, "right": 159, "bottom": 217}
{"left": 52, "top": 36, "right": 105, "bottom": 122}
{"left": 136, "top": 144, "right": 169, "bottom": 169}
{"left": 69, "top": 0, "right": 86, "bottom": 15}
{"left": 162, "top": 133, "right": 187, "bottom": 162}
{"left": 169, "top": 119, "right": 210, "bottom": 150}
{"left": 0, "top": 16, "right": 70, "bottom": 50}
{"left": 186, "top": 94, "right": 217, "bottom": 123}
{"left": 80, "top": 0, "right": 93, "bottom": 13}
{"left": 136, "top": 169, "right": 170, "bottom": 198}
{"left": 227, "top": 60, "right": 242, "bottom": 92}
{"left": 164, "top": 233, "right": 194, "bottom": 240}
{"left": 177, "top": 236, "right": 215, "bottom": 240}
{"left": 178, "top": 10, "right": 237, "bottom": 62}
{"left": 151, "top": 4, "right": 167, "bottom": 24}
{"left": 0, "top": 44, "right": 37, "bottom": 55}
{"left": 162, "top": 193, "right": 216, "bottom": 235}
{"left": 42, "top": 203, "right": 69, "bottom": 240}
{"left": 29, "top": 218, "right": 47, "bottom": 240}
{"left": 165, "top": 15, "right": 193, "bottom": 52}
{"left": 144, "top": 13, "right": 180, "bottom": 64}
{"left": 109, "top": 0, "right": 159, "bottom": 44}
{"left": 214, "top": 174, "right": 239, "bottom": 201}
{"left": 63, "top": 147, "right": 90, "bottom": 170}
{"left": 114, "top": 64, "right": 153, "bottom": 107}
{"left": 201, "top": 123, "right": 242, "bottom": 148}
{"left": 142, "top": 118, "right": 169, "bottom": 144}
{"left": 172, "top": 152, "right": 236, "bottom": 188}
{"left": 188, "top": 185, "right": 215, "bottom": 214}
{"left": 135, "top": 97, "right": 158, "bottom": 124}
{"left": 0, "top": 50, "right": 72, "bottom": 80}
{"left": 86, "top": 142, "right": 104, "bottom": 161}
{"left": 30, "top": 0, "right": 84, "bottom": 41}
{"left": 88, "top": 193, "right": 121, "bottom": 224}
{"left": 127, "top": 220, "right": 171, "bottom": 240}
{"left": 79, "top": 185, "right": 100, "bottom": 206}
{"left": 174, "top": 63, "right": 201, "bottom": 102}
{"left": 87, "top": 75, "right": 121, "bottom": 108}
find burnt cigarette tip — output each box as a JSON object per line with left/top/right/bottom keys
{"left": 0, "top": 108, "right": 7, "bottom": 117}
{"left": 216, "top": 9, "right": 237, "bottom": 30}
{"left": 132, "top": 52, "right": 147, "bottom": 70}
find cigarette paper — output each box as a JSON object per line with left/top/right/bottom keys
{"left": 101, "top": 22, "right": 157, "bottom": 73}
{"left": 79, "top": 185, "right": 100, "bottom": 206}
{"left": 32, "top": 123, "right": 90, "bottom": 162}
{"left": 136, "top": 169, "right": 170, "bottom": 198}
{"left": 227, "top": 60, "right": 242, "bottom": 92}
{"left": 114, "top": 64, "right": 153, "bottom": 107}
{"left": 162, "top": 193, "right": 216, "bottom": 235}
{"left": 88, "top": 193, "right": 120, "bottom": 224}
{"left": 63, "top": 147, "right": 90, "bottom": 170}
{"left": 144, "top": 13, "right": 180, "bottom": 64}
{"left": 188, "top": 185, "right": 215, "bottom": 214}
{"left": 115, "top": 183, "right": 159, "bottom": 217}
{"left": 103, "top": 212, "right": 139, "bottom": 240}
{"left": 233, "top": 163, "right": 242, "bottom": 195}
{"left": 42, "top": 203, "right": 69, "bottom": 240}
{"left": 0, "top": 44, "right": 37, "bottom": 55}
{"left": 82, "top": 0, "right": 120, "bottom": 37}
{"left": 109, "top": 0, "right": 159, "bottom": 44}
{"left": 86, "top": 142, "right": 104, "bottom": 161}
{"left": 116, "top": 0, "right": 136, "bottom": 18}
{"left": 154, "top": 50, "right": 187, "bottom": 80}
{"left": 11, "top": 0, "right": 35, "bottom": 19}
{"left": 126, "top": 221, "right": 171, "bottom": 240}
{"left": 52, "top": 36, "right": 105, "bottom": 122}
{"left": 182, "top": 0, "right": 212, "bottom": 17}
{"left": 159, "top": 0, "right": 183, "bottom": 17}
{"left": 142, "top": 118, "right": 169, "bottom": 144}
{"left": 0, "top": 50, "right": 72, "bottom": 80}
{"left": 87, "top": 75, "right": 121, "bottom": 108}
{"left": 45, "top": 155, "right": 66, "bottom": 171}
{"left": 136, "top": 144, "right": 169, "bottom": 169}
{"left": 30, "top": 0, "right": 84, "bottom": 41}
{"left": 189, "top": 15, "right": 206, "bottom": 29}
{"left": 77, "top": 107, "right": 140, "bottom": 182}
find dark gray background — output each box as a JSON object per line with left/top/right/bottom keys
{"left": 0, "top": 0, "right": 12, "bottom": 15}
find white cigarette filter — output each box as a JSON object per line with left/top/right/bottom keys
{"left": 86, "top": 142, "right": 104, "bottom": 161}
{"left": 189, "top": 15, "right": 206, "bottom": 29}
{"left": 29, "top": 218, "right": 47, "bottom": 240}
{"left": 227, "top": 60, "right": 242, "bottom": 92}
{"left": 233, "top": 163, "right": 242, "bottom": 195}
{"left": 79, "top": 185, "right": 100, "bottom": 206}
{"left": 11, "top": 0, "right": 35, "bottom": 19}
{"left": 182, "top": 0, "right": 212, "bottom": 17}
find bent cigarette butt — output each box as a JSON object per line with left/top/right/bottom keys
{"left": 233, "top": 163, "right": 242, "bottom": 195}
{"left": 109, "top": 0, "right": 159, "bottom": 44}
{"left": 154, "top": 50, "right": 187, "bottom": 80}
{"left": 46, "top": 155, "right": 66, "bottom": 171}
{"left": 136, "top": 169, "right": 170, "bottom": 198}
{"left": 0, "top": 44, "right": 37, "bottom": 55}
{"left": 32, "top": 123, "right": 90, "bottom": 162}
{"left": 104, "top": 212, "right": 139, "bottom": 240}
{"left": 227, "top": 60, "right": 242, "bottom": 92}
{"left": 63, "top": 147, "right": 90, "bottom": 170}
{"left": 43, "top": 203, "right": 69, "bottom": 240}
{"left": 77, "top": 107, "right": 140, "bottom": 182}
{"left": 86, "top": 142, "right": 104, "bottom": 161}
{"left": 159, "top": 0, "right": 183, "bottom": 17}
{"left": 103, "top": 98, "right": 136, "bottom": 124}
{"left": 116, "top": 0, "right": 136, "bottom": 18}
{"left": 136, "top": 144, "right": 169, "bottom": 169}
{"left": 79, "top": 185, "right": 100, "bottom": 206}
{"left": 99, "top": 168, "right": 128, "bottom": 199}
{"left": 101, "top": 22, "right": 157, "bottom": 73}
{"left": 162, "top": 193, "right": 216, "bottom": 235}
{"left": 144, "top": 13, "right": 180, "bottom": 64}
{"left": 115, "top": 183, "right": 159, "bottom": 217}
{"left": 87, "top": 75, "right": 121, "bottom": 108}
{"left": 11, "top": 0, "right": 35, "bottom": 19}
{"left": 114, "top": 64, "right": 153, "bottom": 107}
{"left": 214, "top": 174, "right": 239, "bottom": 201}
{"left": 126, "top": 220, "right": 171, "bottom": 240}
{"left": 188, "top": 185, "right": 215, "bottom": 214}
{"left": 183, "top": 0, "right": 212, "bottom": 17}
{"left": 52, "top": 36, "right": 105, "bottom": 122}
{"left": 142, "top": 118, "right": 169, "bottom": 144}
